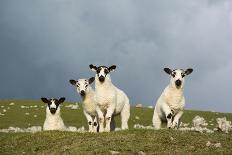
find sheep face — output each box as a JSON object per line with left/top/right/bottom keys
{"left": 164, "top": 68, "right": 193, "bottom": 89}
{"left": 41, "top": 97, "right": 65, "bottom": 114}
{"left": 69, "top": 77, "right": 95, "bottom": 97}
{"left": 89, "top": 64, "right": 116, "bottom": 83}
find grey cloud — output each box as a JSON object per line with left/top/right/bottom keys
{"left": 0, "top": 0, "right": 232, "bottom": 112}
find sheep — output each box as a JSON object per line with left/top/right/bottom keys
{"left": 89, "top": 64, "right": 130, "bottom": 132}
{"left": 69, "top": 77, "right": 98, "bottom": 133}
{"left": 152, "top": 68, "right": 193, "bottom": 129}
{"left": 41, "top": 97, "right": 66, "bottom": 131}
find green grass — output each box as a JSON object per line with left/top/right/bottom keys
{"left": 0, "top": 100, "right": 232, "bottom": 154}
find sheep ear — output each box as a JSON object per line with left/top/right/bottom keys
{"left": 58, "top": 97, "right": 65, "bottom": 104}
{"left": 185, "top": 68, "right": 193, "bottom": 75}
{"left": 88, "top": 77, "right": 95, "bottom": 84}
{"left": 69, "top": 80, "right": 77, "bottom": 86}
{"left": 164, "top": 68, "right": 172, "bottom": 75}
{"left": 109, "top": 65, "right": 116, "bottom": 72}
{"left": 41, "top": 98, "right": 49, "bottom": 103}
{"left": 89, "top": 64, "right": 97, "bottom": 72}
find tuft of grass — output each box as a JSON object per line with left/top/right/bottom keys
{"left": 0, "top": 100, "right": 232, "bottom": 154}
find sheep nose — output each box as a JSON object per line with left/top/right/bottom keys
{"left": 50, "top": 108, "right": 56, "bottom": 114}
{"left": 175, "top": 80, "right": 182, "bottom": 87}
{"left": 99, "top": 76, "right": 105, "bottom": 82}
{"left": 80, "top": 90, "right": 85, "bottom": 96}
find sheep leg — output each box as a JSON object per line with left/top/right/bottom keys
{"left": 92, "top": 116, "right": 98, "bottom": 133}
{"left": 152, "top": 110, "right": 161, "bottom": 129}
{"left": 96, "top": 106, "right": 104, "bottom": 132}
{"left": 171, "top": 111, "right": 183, "bottom": 129}
{"left": 105, "top": 105, "right": 115, "bottom": 132}
{"left": 162, "top": 103, "right": 173, "bottom": 128}
{"left": 84, "top": 111, "right": 94, "bottom": 132}
{"left": 120, "top": 102, "right": 130, "bottom": 130}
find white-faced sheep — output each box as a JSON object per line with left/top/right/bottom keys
{"left": 41, "top": 97, "right": 66, "bottom": 131}
{"left": 69, "top": 77, "right": 98, "bottom": 133}
{"left": 89, "top": 64, "right": 130, "bottom": 132}
{"left": 152, "top": 68, "right": 193, "bottom": 129}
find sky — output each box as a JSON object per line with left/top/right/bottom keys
{"left": 0, "top": 0, "right": 232, "bottom": 112}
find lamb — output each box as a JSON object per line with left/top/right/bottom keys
{"left": 152, "top": 68, "right": 193, "bottom": 129}
{"left": 89, "top": 64, "right": 130, "bottom": 132}
{"left": 69, "top": 77, "right": 98, "bottom": 133}
{"left": 41, "top": 97, "right": 66, "bottom": 131}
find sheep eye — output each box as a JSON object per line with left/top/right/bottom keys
{"left": 104, "top": 69, "right": 109, "bottom": 74}
{"left": 85, "top": 85, "right": 88, "bottom": 88}
{"left": 97, "top": 69, "right": 100, "bottom": 74}
{"left": 181, "top": 73, "right": 185, "bottom": 78}
{"left": 172, "top": 72, "right": 176, "bottom": 77}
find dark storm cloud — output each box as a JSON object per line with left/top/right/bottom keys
{"left": 0, "top": 0, "right": 232, "bottom": 112}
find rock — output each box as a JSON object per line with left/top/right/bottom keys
{"left": 136, "top": 104, "right": 143, "bottom": 108}
{"left": 9, "top": 102, "right": 15, "bottom": 105}
{"left": 138, "top": 151, "right": 146, "bottom": 155}
{"left": 110, "top": 151, "right": 120, "bottom": 154}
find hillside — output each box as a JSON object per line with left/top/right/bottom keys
{"left": 0, "top": 100, "right": 232, "bottom": 154}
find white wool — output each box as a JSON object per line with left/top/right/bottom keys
{"left": 43, "top": 106, "right": 66, "bottom": 131}
{"left": 153, "top": 71, "right": 187, "bottom": 129}
{"left": 9, "top": 102, "right": 15, "bottom": 105}
{"left": 72, "top": 79, "right": 98, "bottom": 133}
{"left": 216, "top": 117, "right": 231, "bottom": 133}
{"left": 192, "top": 116, "right": 208, "bottom": 127}
{"left": 94, "top": 74, "right": 130, "bottom": 132}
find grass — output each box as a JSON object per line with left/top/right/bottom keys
{"left": 0, "top": 100, "right": 232, "bottom": 154}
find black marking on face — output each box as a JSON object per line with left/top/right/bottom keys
{"left": 181, "top": 72, "right": 185, "bottom": 78}
{"left": 90, "top": 65, "right": 117, "bottom": 83}
{"left": 93, "top": 122, "right": 98, "bottom": 126}
{"left": 41, "top": 97, "right": 65, "bottom": 114}
{"left": 171, "top": 71, "right": 176, "bottom": 78}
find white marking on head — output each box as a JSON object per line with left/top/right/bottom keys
{"left": 50, "top": 99, "right": 56, "bottom": 109}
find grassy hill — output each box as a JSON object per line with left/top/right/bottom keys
{"left": 0, "top": 100, "right": 232, "bottom": 154}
